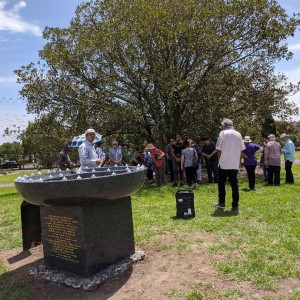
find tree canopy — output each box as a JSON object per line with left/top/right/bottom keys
{"left": 0, "top": 142, "right": 23, "bottom": 162}
{"left": 15, "top": 0, "right": 300, "bottom": 147}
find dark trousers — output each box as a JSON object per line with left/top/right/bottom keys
{"left": 154, "top": 166, "right": 165, "bottom": 185}
{"left": 267, "top": 165, "right": 280, "bottom": 185}
{"left": 167, "top": 159, "right": 174, "bottom": 182}
{"left": 172, "top": 158, "right": 183, "bottom": 182}
{"left": 206, "top": 160, "right": 218, "bottom": 182}
{"left": 218, "top": 168, "right": 239, "bottom": 208}
{"left": 285, "top": 160, "right": 294, "bottom": 183}
{"left": 245, "top": 165, "right": 256, "bottom": 189}
{"left": 262, "top": 163, "right": 268, "bottom": 180}
{"left": 146, "top": 168, "right": 153, "bottom": 181}
{"left": 185, "top": 166, "right": 196, "bottom": 187}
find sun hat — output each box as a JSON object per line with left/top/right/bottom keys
{"left": 243, "top": 136, "right": 251, "bottom": 143}
{"left": 280, "top": 133, "right": 288, "bottom": 139}
{"left": 145, "top": 143, "right": 156, "bottom": 150}
{"left": 85, "top": 128, "right": 96, "bottom": 136}
{"left": 268, "top": 134, "right": 276, "bottom": 141}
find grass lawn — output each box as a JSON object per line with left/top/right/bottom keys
{"left": 0, "top": 164, "right": 299, "bottom": 299}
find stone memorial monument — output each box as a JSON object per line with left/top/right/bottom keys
{"left": 15, "top": 165, "right": 146, "bottom": 277}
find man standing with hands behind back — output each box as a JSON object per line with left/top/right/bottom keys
{"left": 171, "top": 133, "right": 184, "bottom": 186}
{"left": 264, "top": 134, "right": 281, "bottom": 186}
{"left": 215, "top": 118, "right": 245, "bottom": 212}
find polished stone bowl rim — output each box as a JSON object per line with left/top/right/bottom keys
{"left": 15, "top": 166, "right": 146, "bottom": 206}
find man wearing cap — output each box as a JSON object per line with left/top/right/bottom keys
{"left": 264, "top": 134, "right": 281, "bottom": 186}
{"left": 78, "top": 129, "right": 102, "bottom": 168}
{"left": 280, "top": 133, "right": 295, "bottom": 184}
{"left": 215, "top": 118, "right": 245, "bottom": 212}
{"left": 242, "top": 136, "right": 263, "bottom": 190}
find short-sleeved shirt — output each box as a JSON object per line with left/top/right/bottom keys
{"left": 243, "top": 143, "right": 261, "bottom": 166}
{"left": 150, "top": 148, "right": 165, "bottom": 168}
{"left": 202, "top": 142, "right": 218, "bottom": 161}
{"left": 172, "top": 142, "right": 184, "bottom": 158}
{"left": 216, "top": 129, "right": 245, "bottom": 170}
{"left": 109, "top": 147, "right": 123, "bottom": 165}
{"left": 181, "top": 147, "right": 196, "bottom": 168}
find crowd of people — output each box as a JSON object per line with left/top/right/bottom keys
{"left": 59, "top": 122, "right": 296, "bottom": 212}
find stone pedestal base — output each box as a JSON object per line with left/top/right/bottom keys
{"left": 21, "top": 201, "right": 42, "bottom": 250}
{"left": 40, "top": 197, "right": 134, "bottom": 276}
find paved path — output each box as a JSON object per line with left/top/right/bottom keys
{"left": 0, "top": 183, "right": 14, "bottom": 188}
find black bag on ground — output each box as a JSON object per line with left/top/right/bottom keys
{"left": 175, "top": 190, "right": 195, "bottom": 218}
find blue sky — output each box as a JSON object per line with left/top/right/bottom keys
{"left": 0, "top": 0, "right": 299, "bottom": 145}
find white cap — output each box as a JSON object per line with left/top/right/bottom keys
{"left": 85, "top": 128, "right": 96, "bottom": 136}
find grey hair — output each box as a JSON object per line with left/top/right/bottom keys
{"left": 221, "top": 118, "right": 233, "bottom": 127}
{"left": 268, "top": 134, "right": 276, "bottom": 141}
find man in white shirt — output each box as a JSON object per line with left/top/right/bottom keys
{"left": 215, "top": 118, "right": 245, "bottom": 211}
{"left": 78, "top": 128, "right": 102, "bottom": 168}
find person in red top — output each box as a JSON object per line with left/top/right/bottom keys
{"left": 146, "top": 144, "right": 165, "bottom": 186}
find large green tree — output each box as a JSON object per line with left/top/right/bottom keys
{"left": 15, "top": 0, "right": 300, "bottom": 148}
{"left": 19, "top": 116, "right": 70, "bottom": 168}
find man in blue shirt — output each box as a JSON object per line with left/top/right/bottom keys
{"left": 280, "top": 133, "right": 295, "bottom": 184}
{"left": 109, "top": 140, "right": 123, "bottom": 166}
{"left": 79, "top": 129, "right": 102, "bottom": 168}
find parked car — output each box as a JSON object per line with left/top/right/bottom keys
{"left": 0, "top": 161, "right": 20, "bottom": 169}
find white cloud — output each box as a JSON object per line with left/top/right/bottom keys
{"left": 289, "top": 42, "right": 300, "bottom": 52}
{"left": 284, "top": 68, "right": 300, "bottom": 84}
{"left": 0, "top": 1, "right": 42, "bottom": 36}
{"left": 13, "top": 0, "right": 26, "bottom": 12}
{"left": 0, "top": 75, "right": 17, "bottom": 84}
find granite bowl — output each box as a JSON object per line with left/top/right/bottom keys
{"left": 15, "top": 166, "right": 146, "bottom": 206}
